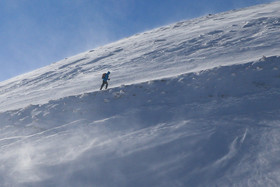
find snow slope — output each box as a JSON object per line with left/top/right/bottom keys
{"left": 0, "top": 1, "right": 280, "bottom": 187}
{"left": 0, "top": 1, "right": 279, "bottom": 111}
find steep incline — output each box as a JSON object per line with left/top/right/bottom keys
{"left": 0, "top": 56, "right": 280, "bottom": 186}
{"left": 0, "top": 1, "right": 280, "bottom": 186}
{"left": 0, "top": 1, "right": 279, "bottom": 111}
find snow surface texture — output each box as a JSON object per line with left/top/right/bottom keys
{"left": 0, "top": 2, "right": 280, "bottom": 187}
{"left": 0, "top": 1, "right": 279, "bottom": 112}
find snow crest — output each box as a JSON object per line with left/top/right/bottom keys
{"left": 0, "top": 56, "right": 280, "bottom": 186}
{"left": 0, "top": 1, "right": 280, "bottom": 186}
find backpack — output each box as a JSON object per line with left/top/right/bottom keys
{"left": 102, "top": 73, "right": 106, "bottom": 79}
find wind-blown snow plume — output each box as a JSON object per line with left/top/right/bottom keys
{"left": 0, "top": 1, "right": 280, "bottom": 187}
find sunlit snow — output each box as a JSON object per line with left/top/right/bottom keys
{"left": 0, "top": 2, "right": 280, "bottom": 186}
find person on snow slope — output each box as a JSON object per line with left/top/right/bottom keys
{"left": 100, "top": 71, "right": 110, "bottom": 90}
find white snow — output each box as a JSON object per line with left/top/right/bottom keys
{"left": 0, "top": 1, "right": 280, "bottom": 186}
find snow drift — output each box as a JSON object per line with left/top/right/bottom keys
{"left": 0, "top": 1, "right": 279, "bottom": 112}
{"left": 0, "top": 1, "right": 280, "bottom": 187}
{"left": 1, "top": 56, "right": 280, "bottom": 186}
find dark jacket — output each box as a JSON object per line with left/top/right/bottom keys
{"left": 102, "top": 72, "right": 110, "bottom": 82}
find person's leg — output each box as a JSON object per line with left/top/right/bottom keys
{"left": 105, "top": 82, "right": 108, "bottom": 89}
{"left": 100, "top": 81, "right": 105, "bottom": 90}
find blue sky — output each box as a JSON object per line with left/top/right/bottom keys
{"left": 0, "top": 0, "right": 277, "bottom": 81}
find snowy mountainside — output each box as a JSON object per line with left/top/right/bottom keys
{"left": 0, "top": 1, "right": 280, "bottom": 186}
{"left": 1, "top": 56, "right": 280, "bottom": 186}
{"left": 0, "top": 1, "right": 279, "bottom": 111}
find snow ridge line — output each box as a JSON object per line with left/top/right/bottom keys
{"left": 0, "top": 55, "right": 279, "bottom": 118}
